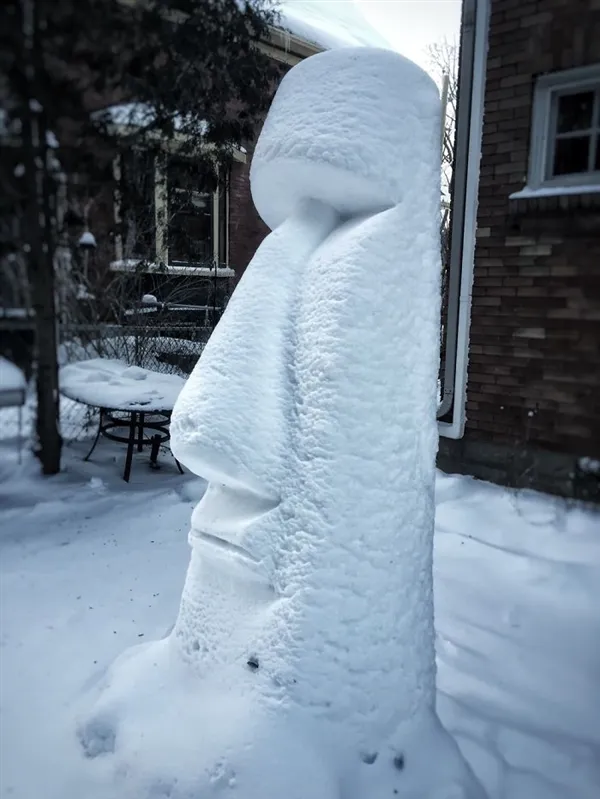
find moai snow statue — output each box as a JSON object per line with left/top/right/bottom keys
{"left": 78, "top": 48, "right": 486, "bottom": 799}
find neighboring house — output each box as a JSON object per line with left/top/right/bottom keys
{"left": 226, "top": 28, "right": 323, "bottom": 281}
{"left": 438, "top": 0, "right": 600, "bottom": 500}
{"left": 1, "top": 3, "right": 386, "bottom": 370}
{"left": 87, "top": 28, "right": 323, "bottom": 308}
{"left": 0, "top": 26, "right": 325, "bottom": 323}
{"left": 228, "top": 3, "right": 391, "bottom": 278}
{"left": 0, "top": 27, "right": 324, "bottom": 371}
{"left": 75, "top": 7, "right": 388, "bottom": 304}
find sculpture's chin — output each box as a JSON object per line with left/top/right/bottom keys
{"left": 189, "top": 529, "right": 275, "bottom": 590}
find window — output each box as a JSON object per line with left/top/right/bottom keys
{"left": 114, "top": 150, "right": 229, "bottom": 270}
{"left": 167, "top": 157, "right": 214, "bottom": 266}
{"left": 119, "top": 150, "right": 155, "bottom": 262}
{"left": 527, "top": 64, "right": 600, "bottom": 192}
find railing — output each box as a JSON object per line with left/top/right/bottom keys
{"left": 57, "top": 320, "right": 213, "bottom": 441}
{"left": 59, "top": 321, "right": 212, "bottom": 377}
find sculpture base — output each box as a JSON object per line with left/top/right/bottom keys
{"left": 75, "top": 637, "right": 485, "bottom": 799}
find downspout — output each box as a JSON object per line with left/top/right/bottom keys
{"left": 438, "top": 0, "right": 490, "bottom": 438}
{"left": 440, "top": 72, "right": 450, "bottom": 153}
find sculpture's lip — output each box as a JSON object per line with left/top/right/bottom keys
{"left": 189, "top": 481, "right": 279, "bottom": 587}
{"left": 191, "top": 529, "right": 274, "bottom": 588}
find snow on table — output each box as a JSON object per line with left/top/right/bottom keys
{"left": 0, "top": 357, "right": 27, "bottom": 408}
{"left": 60, "top": 359, "right": 185, "bottom": 412}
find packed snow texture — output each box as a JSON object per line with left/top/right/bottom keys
{"left": 252, "top": 48, "right": 439, "bottom": 229}
{"left": 280, "top": 0, "right": 393, "bottom": 51}
{"left": 59, "top": 358, "right": 185, "bottom": 412}
{"left": 70, "top": 47, "right": 485, "bottom": 797}
{"left": 78, "top": 230, "right": 97, "bottom": 248}
{"left": 0, "top": 357, "right": 27, "bottom": 394}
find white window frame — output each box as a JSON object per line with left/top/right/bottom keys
{"left": 527, "top": 64, "right": 600, "bottom": 192}
{"left": 113, "top": 150, "right": 234, "bottom": 276}
{"left": 101, "top": 102, "right": 245, "bottom": 275}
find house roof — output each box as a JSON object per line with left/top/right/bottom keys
{"left": 278, "top": 0, "right": 392, "bottom": 52}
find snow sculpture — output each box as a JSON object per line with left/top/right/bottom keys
{"left": 78, "top": 48, "right": 486, "bottom": 799}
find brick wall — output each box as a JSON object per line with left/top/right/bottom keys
{"left": 228, "top": 148, "right": 270, "bottom": 278}
{"left": 227, "top": 63, "right": 293, "bottom": 281}
{"left": 439, "top": 0, "right": 600, "bottom": 498}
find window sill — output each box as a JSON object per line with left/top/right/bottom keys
{"left": 509, "top": 184, "right": 600, "bottom": 200}
{"left": 0, "top": 308, "right": 35, "bottom": 319}
{"left": 110, "top": 260, "right": 235, "bottom": 277}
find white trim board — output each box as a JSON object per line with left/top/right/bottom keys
{"left": 438, "top": 0, "right": 490, "bottom": 440}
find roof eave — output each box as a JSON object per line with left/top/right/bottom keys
{"left": 259, "top": 24, "right": 324, "bottom": 65}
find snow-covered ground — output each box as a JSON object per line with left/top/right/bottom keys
{"left": 1, "top": 439, "right": 598, "bottom": 799}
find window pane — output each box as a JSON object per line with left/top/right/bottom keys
{"left": 552, "top": 135, "right": 591, "bottom": 175}
{"left": 595, "top": 138, "right": 600, "bottom": 171}
{"left": 218, "top": 176, "right": 228, "bottom": 267}
{"left": 121, "top": 151, "right": 155, "bottom": 260}
{"left": 167, "top": 158, "right": 213, "bottom": 266}
{"left": 556, "top": 91, "right": 595, "bottom": 133}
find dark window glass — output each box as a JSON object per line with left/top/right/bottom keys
{"left": 556, "top": 91, "right": 595, "bottom": 133}
{"left": 552, "top": 135, "right": 591, "bottom": 175}
{"left": 218, "top": 177, "right": 228, "bottom": 267}
{"left": 120, "top": 150, "right": 155, "bottom": 261}
{"left": 595, "top": 138, "right": 600, "bottom": 171}
{"left": 167, "top": 158, "right": 213, "bottom": 266}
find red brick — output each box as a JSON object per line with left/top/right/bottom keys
{"left": 473, "top": 296, "right": 502, "bottom": 306}
{"left": 503, "top": 277, "right": 535, "bottom": 286}
{"left": 520, "top": 11, "right": 553, "bottom": 26}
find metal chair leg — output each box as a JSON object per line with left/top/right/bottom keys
{"left": 137, "top": 411, "right": 145, "bottom": 452}
{"left": 17, "top": 404, "right": 23, "bottom": 465}
{"left": 123, "top": 411, "right": 137, "bottom": 482}
{"left": 149, "top": 434, "right": 161, "bottom": 468}
{"left": 84, "top": 409, "right": 104, "bottom": 462}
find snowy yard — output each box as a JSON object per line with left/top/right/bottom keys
{"left": 2, "top": 1, "right": 597, "bottom": 795}
{"left": 0, "top": 440, "right": 598, "bottom": 799}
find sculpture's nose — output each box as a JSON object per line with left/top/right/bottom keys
{"left": 170, "top": 200, "right": 338, "bottom": 490}
{"left": 170, "top": 253, "right": 290, "bottom": 489}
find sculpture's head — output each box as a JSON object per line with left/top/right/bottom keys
{"left": 170, "top": 47, "right": 441, "bottom": 603}
{"left": 251, "top": 46, "right": 441, "bottom": 229}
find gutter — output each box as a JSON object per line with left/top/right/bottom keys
{"left": 438, "top": 0, "right": 490, "bottom": 439}
{"left": 261, "top": 26, "right": 323, "bottom": 65}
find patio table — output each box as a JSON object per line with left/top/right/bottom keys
{"left": 60, "top": 358, "right": 186, "bottom": 482}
